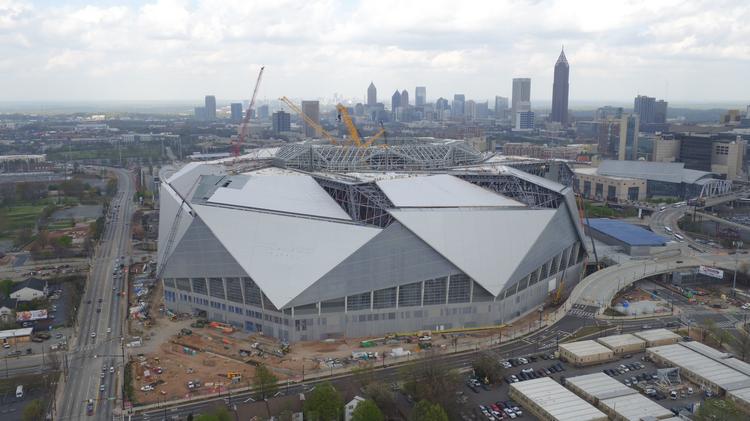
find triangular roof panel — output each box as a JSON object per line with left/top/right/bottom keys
{"left": 377, "top": 174, "right": 524, "bottom": 208}
{"left": 390, "top": 208, "right": 556, "bottom": 295}
{"left": 194, "top": 204, "right": 380, "bottom": 308}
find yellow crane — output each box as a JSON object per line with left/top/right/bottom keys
{"left": 336, "top": 104, "right": 386, "bottom": 147}
{"left": 279, "top": 96, "right": 339, "bottom": 144}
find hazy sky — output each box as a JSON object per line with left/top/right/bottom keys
{"left": 1, "top": 0, "right": 749, "bottom": 104}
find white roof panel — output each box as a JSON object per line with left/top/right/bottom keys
{"left": 510, "top": 378, "right": 607, "bottom": 421}
{"left": 390, "top": 208, "right": 555, "bottom": 295}
{"left": 376, "top": 174, "right": 524, "bottom": 208}
{"left": 194, "top": 204, "right": 380, "bottom": 308}
{"left": 566, "top": 372, "right": 635, "bottom": 400}
{"left": 600, "top": 394, "right": 674, "bottom": 421}
{"left": 167, "top": 162, "right": 225, "bottom": 198}
{"left": 207, "top": 174, "right": 351, "bottom": 220}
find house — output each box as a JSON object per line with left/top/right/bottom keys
{"left": 345, "top": 396, "right": 366, "bottom": 421}
{"left": 9, "top": 277, "right": 48, "bottom": 302}
{"left": 0, "top": 297, "right": 16, "bottom": 322}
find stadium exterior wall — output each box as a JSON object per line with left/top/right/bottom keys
{"left": 163, "top": 261, "right": 583, "bottom": 342}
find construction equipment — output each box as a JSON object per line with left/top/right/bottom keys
{"left": 208, "top": 321, "right": 234, "bottom": 334}
{"left": 279, "top": 96, "right": 338, "bottom": 144}
{"left": 336, "top": 104, "right": 386, "bottom": 147}
{"left": 233, "top": 66, "right": 265, "bottom": 157}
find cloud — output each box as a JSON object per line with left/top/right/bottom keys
{"left": 0, "top": 0, "right": 748, "bottom": 102}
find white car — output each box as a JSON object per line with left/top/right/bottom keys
{"left": 140, "top": 385, "right": 153, "bottom": 392}
{"left": 110, "top": 366, "right": 115, "bottom": 373}
{"left": 106, "top": 328, "right": 112, "bottom": 334}
{"left": 91, "top": 332, "right": 96, "bottom": 338}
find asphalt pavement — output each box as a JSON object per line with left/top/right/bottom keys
{"left": 56, "top": 167, "right": 135, "bottom": 421}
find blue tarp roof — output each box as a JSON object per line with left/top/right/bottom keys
{"left": 585, "top": 218, "right": 667, "bottom": 246}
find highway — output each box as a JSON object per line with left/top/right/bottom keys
{"left": 56, "top": 167, "right": 135, "bottom": 421}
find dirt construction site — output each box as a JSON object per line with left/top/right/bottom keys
{"left": 128, "top": 302, "right": 554, "bottom": 404}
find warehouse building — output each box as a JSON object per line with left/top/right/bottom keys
{"left": 509, "top": 377, "right": 607, "bottom": 421}
{"left": 583, "top": 219, "right": 669, "bottom": 256}
{"left": 0, "top": 327, "right": 33, "bottom": 345}
{"left": 647, "top": 343, "right": 750, "bottom": 395}
{"left": 634, "top": 329, "right": 681, "bottom": 347}
{"left": 558, "top": 340, "right": 615, "bottom": 366}
{"left": 566, "top": 372, "right": 674, "bottom": 421}
{"left": 596, "top": 333, "right": 646, "bottom": 354}
{"left": 727, "top": 387, "right": 750, "bottom": 414}
{"left": 158, "top": 143, "right": 587, "bottom": 342}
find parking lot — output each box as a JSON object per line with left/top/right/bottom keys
{"left": 466, "top": 348, "right": 706, "bottom": 420}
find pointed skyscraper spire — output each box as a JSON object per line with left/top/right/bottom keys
{"left": 556, "top": 46, "right": 568, "bottom": 66}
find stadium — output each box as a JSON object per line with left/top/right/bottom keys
{"left": 158, "top": 142, "right": 588, "bottom": 342}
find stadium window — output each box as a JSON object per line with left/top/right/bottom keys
{"left": 347, "top": 292, "right": 371, "bottom": 311}
{"left": 529, "top": 268, "right": 540, "bottom": 286}
{"left": 568, "top": 243, "right": 579, "bottom": 267}
{"left": 472, "top": 281, "right": 494, "bottom": 302}
{"left": 516, "top": 276, "right": 529, "bottom": 292}
{"left": 398, "top": 282, "right": 422, "bottom": 307}
{"left": 242, "top": 278, "right": 262, "bottom": 307}
{"left": 191, "top": 278, "right": 208, "bottom": 295}
{"left": 373, "top": 287, "right": 397, "bottom": 309}
{"left": 423, "top": 277, "right": 447, "bottom": 306}
{"left": 176, "top": 278, "right": 191, "bottom": 292}
{"left": 321, "top": 298, "right": 345, "bottom": 314}
{"left": 164, "top": 278, "right": 176, "bottom": 289}
{"left": 224, "top": 277, "right": 244, "bottom": 304}
{"left": 294, "top": 303, "right": 318, "bottom": 316}
{"left": 551, "top": 254, "right": 561, "bottom": 275}
{"left": 208, "top": 278, "right": 226, "bottom": 300}
{"left": 447, "top": 274, "right": 471, "bottom": 303}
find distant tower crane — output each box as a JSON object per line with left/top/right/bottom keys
{"left": 232, "top": 66, "right": 265, "bottom": 157}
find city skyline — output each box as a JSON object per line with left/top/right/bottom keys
{"left": 0, "top": 1, "right": 748, "bottom": 103}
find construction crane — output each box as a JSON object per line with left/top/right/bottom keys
{"left": 232, "top": 66, "right": 265, "bottom": 157}
{"left": 279, "top": 96, "right": 339, "bottom": 144}
{"left": 336, "top": 104, "right": 386, "bottom": 147}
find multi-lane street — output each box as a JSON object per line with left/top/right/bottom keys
{"left": 56, "top": 167, "right": 135, "bottom": 421}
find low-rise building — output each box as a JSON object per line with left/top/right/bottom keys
{"left": 0, "top": 327, "right": 33, "bottom": 345}
{"left": 633, "top": 329, "right": 680, "bottom": 347}
{"left": 344, "top": 396, "right": 366, "bottom": 421}
{"left": 566, "top": 372, "right": 673, "bottom": 421}
{"left": 596, "top": 333, "right": 646, "bottom": 354}
{"left": 558, "top": 340, "right": 615, "bottom": 366}
{"left": 0, "top": 298, "right": 16, "bottom": 322}
{"left": 509, "top": 377, "right": 607, "bottom": 421}
{"left": 9, "top": 277, "right": 48, "bottom": 302}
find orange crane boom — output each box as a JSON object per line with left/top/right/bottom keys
{"left": 233, "top": 66, "right": 265, "bottom": 157}
{"left": 279, "top": 96, "right": 338, "bottom": 144}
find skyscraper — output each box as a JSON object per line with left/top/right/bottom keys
{"left": 551, "top": 48, "right": 569, "bottom": 125}
{"left": 452, "top": 94, "right": 465, "bottom": 118}
{"left": 272, "top": 111, "right": 291, "bottom": 134}
{"left": 633, "top": 95, "right": 656, "bottom": 124}
{"left": 654, "top": 100, "right": 668, "bottom": 124}
{"left": 204, "top": 95, "right": 216, "bottom": 120}
{"left": 367, "top": 82, "right": 377, "bottom": 106}
{"left": 258, "top": 104, "right": 269, "bottom": 119}
{"left": 391, "top": 90, "right": 401, "bottom": 111}
{"left": 494, "top": 96, "right": 509, "bottom": 119}
{"left": 400, "top": 89, "right": 409, "bottom": 107}
{"left": 415, "top": 86, "right": 426, "bottom": 106}
{"left": 230, "top": 103, "right": 243, "bottom": 122}
{"left": 301, "top": 101, "right": 320, "bottom": 138}
{"left": 511, "top": 78, "right": 531, "bottom": 115}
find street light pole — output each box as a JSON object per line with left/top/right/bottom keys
{"left": 733, "top": 240, "right": 744, "bottom": 296}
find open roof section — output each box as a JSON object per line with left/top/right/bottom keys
{"left": 376, "top": 174, "right": 525, "bottom": 208}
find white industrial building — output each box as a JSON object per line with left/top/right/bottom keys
{"left": 566, "top": 372, "right": 673, "bottom": 421}
{"left": 596, "top": 333, "right": 646, "bottom": 354}
{"left": 558, "top": 340, "right": 615, "bottom": 366}
{"left": 158, "top": 143, "right": 586, "bottom": 342}
{"left": 633, "top": 329, "right": 681, "bottom": 347}
{"left": 509, "top": 377, "right": 607, "bottom": 421}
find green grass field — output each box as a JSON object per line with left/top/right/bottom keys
{"left": 0, "top": 204, "right": 46, "bottom": 231}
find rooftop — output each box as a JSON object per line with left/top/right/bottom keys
{"left": 510, "top": 377, "right": 607, "bottom": 421}
{"left": 598, "top": 160, "right": 716, "bottom": 184}
{"left": 596, "top": 333, "right": 646, "bottom": 349}
{"left": 0, "top": 328, "right": 33, "bottom": 339}
{"left": 566, "top": 372, "right": 634, "bottom": 400}
{"left": 10, "top": 277, "right": 46, "bottom": 294}
{"left": 559, "top": 340, "right": 614, "bottom": 357}
{"left": 585, "top": 219, "right": 667, "bottom": 247}
{"left": 633, "top": 328, "right": 681, "bottom": 343}
{"left": 648, "top": 343, "right": 750, "bottom": 391}
{"left": 600, "top": 394, "right": 674, "bottom": 421}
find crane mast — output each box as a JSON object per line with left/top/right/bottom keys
{"left": 233, "top": 66, "right": 265, "bottom": 157}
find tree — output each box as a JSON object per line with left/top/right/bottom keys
{"left": 0, "top": 279, "right": 13, "bottom": 297}
{"left": 409, "top": 400, "right": 449, "bottom": 421}
{"left": 700, "top": 318, "right": 717, "bottom": 342}
{"left": 351, "top": 399, "right": 384, "bottom": 421}
{"left": 106, "top": 178, "right": 118, "bottom": 196}
{"left": 694, "top": 398, "right": 745, "bottom": 421}
{"left": 734, "top": 333, "right": 750, "bottom": 361}
{"left": 400, "top": 351, "right": 461, "bottom": 419}
{"left": 253, "top": 363, "right": 278, "bottom": 400}
{"left": 304, "top": 382, "right": 343, "bottom": 421}
{"left": 22, "top": 399, "right": 45, "bottom": 421}
{"left": 364, "top": 382, "right": 397, "bottom": 419}
{"left": 472, "top": 352, "right": 505, "bottom": 384}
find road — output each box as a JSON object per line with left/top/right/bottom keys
{"left": 56, "top": 167, "right": 136, "bottom": 421}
